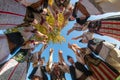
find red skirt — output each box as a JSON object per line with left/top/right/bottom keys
{"left": 90, "top": 61, "right": 119, "bottom": 80}
{"left": 98, "top": 20, "right": 120, "bottom": 41}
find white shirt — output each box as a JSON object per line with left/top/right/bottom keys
{"left": 75, "top": 68, "right": 83, "bottom": 79}
{"left": 34, "top": 63, "right": 43, "bottom": 77}
{"left": 76, "top": 10, "right": 86, "bottom": 18}
{"left": 99, "top": 42, "right": 116, "bottom": 60}
{"left": 0, "top": 35, "right": 10, "bottom": 64}
{"left": 20, "top": 26, "right": 35, "bottom": 41}
{"left": 82, "top": 31, "right": 94, "bottom": 43}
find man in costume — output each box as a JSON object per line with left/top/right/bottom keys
{"left": 67, "top": 43, "right": 93, "bottom": 80}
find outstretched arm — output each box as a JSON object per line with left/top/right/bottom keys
{"left": 38, "top": 44, "right": 48, "bottom": 59}
{"left": 68, "top": 43, "right": 85, "bottom": 64}
{"left": 58, "top": 50, "right": 69, "bottom": 73}
{"left": 72, "top": 35, "right": 83, "bottom": 40}
{"left": 46, "top": 48, "right": 54, "bottom": 72}
{"left": 58, "top": 50, "right": 64, "bottom": 63}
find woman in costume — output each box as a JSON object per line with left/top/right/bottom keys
{"left": 0, "top": 25, "right": 47, "bottom": 66}
{"left": 72, "top": 30, "right": 94, "bottom": 43}
{"left": 68, "top": 43, "right": 120, "bottom": 80}
{"left": 0, "top": 40, "right": 44, "bottom": 80}
{"left": 88, "top": 38, "right": 120, "bottom": 72}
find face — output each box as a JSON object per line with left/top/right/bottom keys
{"left": 68, "top": 58, "right": 74, "bottom": 64}
{"left": 53, "top": 63, "right": 59, "bottom": 70}
{"left": 39, "top": 59, "right": 44, "bottom": 65}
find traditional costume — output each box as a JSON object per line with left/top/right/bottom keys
{"left": 0, "top": 26, "right": 42, "bottom": 67}
{"left": 0, "top": 48, "right": 31, "bottom": 80}
{"left": 18, "top": 0, "right": 49, "bottom": 28}
{"left": 72, "top": 1, "right": 90, "bottom": 25}
{"left": 67, "top": 55, "right": 92, "bottom": 80}
{"left": 88, "top": 38, "right": 120, "bottom": 72}
{"left": 88, "top": 17, "right": 120, "bottom": 41}
{"left": 80, "top": 48, "right": 120, "bottom": 80}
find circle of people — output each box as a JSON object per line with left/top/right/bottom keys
{"left": 0, "top": 0, "right": 120, "bottom": 80}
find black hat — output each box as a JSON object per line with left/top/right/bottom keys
{"left": 67, "top": 55, "right": 72, "bottom": 60}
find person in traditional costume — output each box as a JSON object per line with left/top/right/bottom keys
{"left": 0, "top": 41, "right": 40, "bottom": 80}
{"left": 28, "top": 44, "right": 48, "bottom": 80}
{"left": 67, "top": 0, "right": 91, "bottom": 36}
{"left": 67, "top": 55, "right": 93, "bottom": 80}
{"left": 46, "top": 49, "right": 69, "bottom": 80}
{"left": 69, "top": 0, "right": 90, "bottom": 25}
{"left": 87, "top": 16, "right": 120, "bottom": 41}
{"left": 68, "top": 43, "right": 120, "bottom": 80}
{"left": 67, "top": 22, "right": 88, "bottom": 35}
{"left": 0, "top": 24, "right": 47, "bottom": 66}
{"left": 88, "top": 38, "right": 120, "bottom": 72}
{"left": 66, "top": 43, "right": 94, "bottom": 80}
{"left": 18, "top": 0, "right": 53, "bottom": 32}
{"left": 72, "top": 30, "right": 94, "bottom": 43}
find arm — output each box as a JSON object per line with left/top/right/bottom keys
{"left": 58, "top": 50, "right": 69, "bottom": 72}
{"left": 35, "top": 31, "right": 48, "bottom": 39}
{"left": 38, "top": 44, "right": 48, "bottom": 59}
{"left": 46, "top": 48, "right": 54, "bottom": 72}
{"left": 72, "top": 35, "right": 83, "bottom": 40}
{"left": 68, "top": 43, "right": 85, "bottom": 64}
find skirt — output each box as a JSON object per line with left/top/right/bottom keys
{"left": 90, "top": 62, "right": 119, "bottom": 80}
{"left": 0, "top": 59, "right": 27, "bottom": 80}
{"left": 0, "top": 34, "right": 10, "bottom": 65}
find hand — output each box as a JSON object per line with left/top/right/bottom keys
{"left": 59, "top": 50, "right": 63, "bottom": 54}
{"left": 50, "top": 48, "right": 54, "bottom": 54}
{"left": 72, "top": 44, "right": 80, "bottom": 49}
